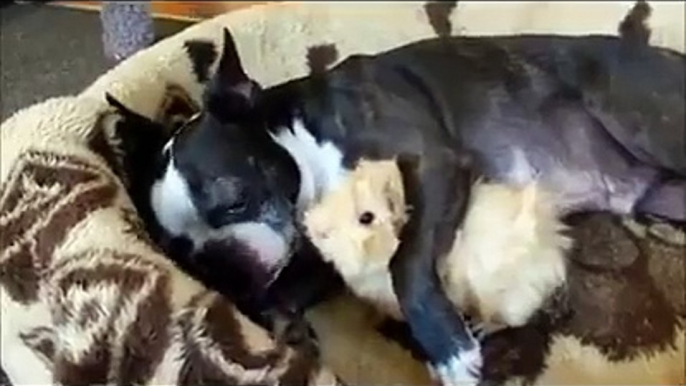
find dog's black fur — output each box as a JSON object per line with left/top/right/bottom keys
{"left": 105, "top": 93, "right": 174, "bottom": 244}
{"left": 106, "top": 94, "right": 343, "bottom": 330}
{"left": 154, "top": 2, "right": 684, "bottom": 382}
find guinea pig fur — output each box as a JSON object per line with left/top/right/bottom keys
{"left": 303, "top": 159, "right": 572, "bottom": 330}
{"left": 304, "top": 160, "right": 408, "bottom": 319}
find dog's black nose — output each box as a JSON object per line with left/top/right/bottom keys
{"left": 205, "top": 208, "right": 227, "bottom": 229}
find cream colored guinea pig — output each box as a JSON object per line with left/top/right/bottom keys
{"left": 304, "top": 160, "right": 408, "bottom": 319}
{"left": 303, "top": 159, "right": 572, "bottom": 331}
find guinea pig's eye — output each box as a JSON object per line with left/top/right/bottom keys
{"left": 358, "top": 211, "right": 375, "bottom": 226}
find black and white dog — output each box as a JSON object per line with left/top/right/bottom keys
{"left": 149, "top": 13, "right": 685, "bottom": 385}
{"left": 105, "top": 91, "right": 343, "bottom": 330}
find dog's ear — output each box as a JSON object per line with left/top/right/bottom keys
{"left": 155, "top": 84, "right": 199, "bottom": 131}
{"left": 217, "top": 27, "right": 250, "bottom": 88}
{"left": 105, "top": 92, "right": 162, "bottom": 126}
{"left": 105, "top": 93, "right": 139, "bottom": 118}
{"left": 205, "top": 27, "right": 262, "bottom": 120}
{"left": 105, "top": 91, "right": 169, "bottom": 136}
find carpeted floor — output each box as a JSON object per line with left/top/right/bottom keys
{"left": 0, "top": 2, "right": 192, "bottom": 121}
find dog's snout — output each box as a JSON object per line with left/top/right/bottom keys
{"left": 204, "top": 202, "right": 249, "bottom": 229}
{"left": 203, "top": 196, "right": 293, "bottom": 232}
{"left": 254, "top": 197, "right": 297, "bottom": 252}
{"left": 262, "top": 199, "right": 294, "bottom": 231}
{"left": 205, "top": 207, "right": 229, "bottom": 229}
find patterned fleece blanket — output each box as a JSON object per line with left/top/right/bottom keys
{"left": 1, "top": 2, "right": 684, "bottom": 385}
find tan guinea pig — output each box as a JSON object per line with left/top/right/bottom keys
{"left": 303, "top": 159, "right": 572, "bottom": 331}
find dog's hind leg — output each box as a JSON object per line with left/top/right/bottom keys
{"left": 635, "top": 178, "right": 686, "bottom": 224}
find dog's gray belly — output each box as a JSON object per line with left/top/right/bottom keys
{"left": 463, "top": 100, "right": 661, "bottom": 216}
{"left": 450, "top": 36, "right": 684, "bottom": 219}
{"left": 480, "top": 34, "right": 685, "bottom": 179}
{"left": 324, "top": 36, "right": 684, "bottom": 220}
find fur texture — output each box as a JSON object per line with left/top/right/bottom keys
{"left": 439, "top": 181, "right": 571, "bottom": 329}
{"left": 304, "top": 160, "right": 407, "bottom": 319}
{"left": 304, "top": 160, "right": 571, "bottom": 330}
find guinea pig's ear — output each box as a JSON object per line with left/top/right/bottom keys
{"left": 205, "top": 28, "right": 262, "bottom": 120}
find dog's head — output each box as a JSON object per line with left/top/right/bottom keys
{"left": 150, "top": 28, "right": 301, "bottom": 283}
{"left": 303, "top": 159, "right": 408, "bottom": 277}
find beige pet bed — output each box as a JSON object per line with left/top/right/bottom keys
{"left": 1, "top": 2, "right": 684, "bottom": 385}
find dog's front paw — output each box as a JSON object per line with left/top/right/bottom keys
{"left": 469, "top": 322, "right": 487, "bottom": 342}
{"left": 430, "top": 346, "right": 482, "bottom": 386}
{"left": 464, "top": 316, "right": 486, "bottom": 342}
{"left": 270, "top": 311, "right": 320, "bottom": 355}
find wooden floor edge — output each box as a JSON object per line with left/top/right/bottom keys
{"left": 47, "top": 2, "right": 206, "bottom": 22}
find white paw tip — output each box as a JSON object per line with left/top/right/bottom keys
{"left": 432, "top": 348, "right": 483, "bottom": 386}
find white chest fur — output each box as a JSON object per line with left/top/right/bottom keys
{"left": 270, "top": 118, "right": 347, "bottom": 211}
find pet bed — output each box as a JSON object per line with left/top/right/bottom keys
{"left": 1, "top": 2, "right": 684, "bottom": 385}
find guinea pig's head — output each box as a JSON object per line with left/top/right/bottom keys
{"left": 303, "top": 160, "right": 408, "bottom": 277}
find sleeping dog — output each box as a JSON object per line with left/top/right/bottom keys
{"left": 105, "top": 93, "right": 343, "bottom": 331}
{"left": 149, "top": 8, "right": 685, "bottom": 385}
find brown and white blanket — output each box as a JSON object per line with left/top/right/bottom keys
{"left": 1, "top": 2, "right": 684, "bottom": 385}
